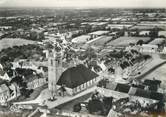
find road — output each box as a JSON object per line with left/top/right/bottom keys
{"left": 13, "top": 86, "right": 98, "bottom": 109}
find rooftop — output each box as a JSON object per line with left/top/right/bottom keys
{"left": 0, "top": 84, "right": 9, "bottom": 94}
{"left": 57, "top": 64, "right": 98, "bottom": 88}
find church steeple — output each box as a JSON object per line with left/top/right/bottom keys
{"left": 48, "top": 49, "right": 63, "bottom": 97}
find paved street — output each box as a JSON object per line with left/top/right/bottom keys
{"left": 14, "top": 86, "right": 98, "bottom": 109}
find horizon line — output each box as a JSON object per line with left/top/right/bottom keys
{"left": 0, "top": 6, "right": 166, "bottom": 9}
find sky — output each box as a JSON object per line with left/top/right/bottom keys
{"left": 0, "top": 0, "right": 166, "bottom": 8}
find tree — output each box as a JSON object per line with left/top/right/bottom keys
{"left": 136, "top": 40, "right": 144, "bottom": 46}
{"left": 143, "top": 55, "right": 151, "bottom": 61}
{"left": 97, "top": 79, "right": 109, "bottom": 88}
{"left": 149, "top": 26, "right": 159, "bottom": 39}
{"left": 103, "top": 97, "right": 113, "bottom": 114}
{"left": 85, "top": 47, "right": 97, "bottom": 59}
{"left": 10, "top": 76, "right": 23, "bottom": 87}
{"left": 10, "top": 75, "right": 27, "bottom": 88}
{"left": 87, "top": 99, "right": 105, "bottom": 115}
{"left": 15, "top": 68, "right": 34, "bottom": 77}
{"left": 20, "top": 88, "right": 33, "bottom": 98}
{"left": 108, "top": 67, "right": 115, "bottom": 73}
{"left": 73, "top": 103, "right": 82, "bottom": 112}
{"left": 135, "top": 28, "right": 140, "bottom": 36}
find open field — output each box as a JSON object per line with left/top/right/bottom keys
{"left": 149, "top": 38, "right": 165, "bottom": 45}
{"left": 72, "top": 35, "right": 90, "bottom": 43}
{"left": 142, "top": 63, "right": 166, "bottom": 88}
{"left": 130, "top": 25, "right": 156, "bottom": 30}
{"left": 130, "top": 21, "right": 166, "bottom": 30}
{"left": 106, "top": 36, "right": 151, "bottom": 46}
{"left": 87, "top": 36, "right": 113, "bottom": 46}
{"left": 0, "top": 38, "right": 37, "bottom": 51}
{"left": 159, "top": 31, "right": 166, "bottom": 37}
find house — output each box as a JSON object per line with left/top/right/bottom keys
{"left": 107, "top": 24, "right": 132, "bottom": 30}
{"left": 114, "top": 66, "right": 130, "bottom": 80}
{"left": 139, "top": 31, "right": 150, "bottom": 36}
{"left": 162, "top": 47, "right": 166, "bottom": 53}
{"left": 12, "top": 60, "right": 45, "bottom": 74}
{"left": 26, "top": 75, "right": 47, "bottom": 89}
{"left": 109, "top": 32, "right": 118, "bottom": 37}
{"left": 57, "top": 64, "right": 99, "bottom": 95}
{"left": 143, "top": 79, "right": 161, "bottom": 92}
{"left": 128, "top": 87, "right": 164, "bottom": 101}
{"left": 0, "top": 26, "right": 12, "bottom": 30}
{"left": 115, "top": 83, "right": 131, "bottom": 93}
{"left": 0, "top": 32, "right": 5, "bottom": 38}
{"left": 141, "top": 44, "right": 158, "bottom": 53}
{"left": 0, "top": 64, "right": 10, "bottom": 81}
{"left": 105, "top": 81, "right": 164, "bottom": 101}
{"left": 9, "top": 82, "right": 20, "bottom": 100}
{"left": 89, "top": 31, "right": 109, "bottom": 38}
{"left": 0, "top": 84, "right": 10, "bottom": 105}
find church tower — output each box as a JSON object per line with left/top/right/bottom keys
{"left": 48, "top": 49, "right": 63, "bottom": 96}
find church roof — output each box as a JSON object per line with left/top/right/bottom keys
{"left": 57, "top": 64, "right": 98, "bottom": 88}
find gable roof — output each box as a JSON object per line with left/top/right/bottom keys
{"left": 0, "top": 84, "right": 9, "bottom": 94}
{"left": 115, "top": 83, "right": 131, "bottom": 93}
{"left": 57, "top": 64, "right": 98, "bottom": 88}
{"left": 106, "top": 82, "right": 117, "bottom": 90}
{"left": 143, "top": 79, "right": 161, "bottom": 86}
{"left": 128, "top": 87, "right": 137, "bottom": 96}
{"left": 134, "top": 88, "right": 151, "bottom": 99}
{"left": 150, "top": 92, "right": 164, "bottom": 100}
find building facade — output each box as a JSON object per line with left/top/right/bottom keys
{"left": 27, "top": 78, "right": 47, "bottom": 89}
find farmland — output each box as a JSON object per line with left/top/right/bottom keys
{"left": 143, "top": 63, "right": 166, "bottom": 88}
{"left": 106, "top": 36, "right": 151, "bottom": 46}
{"left": 0, "top": 38, "right": 37, "bottom": 51}
{"left": 87, "top": 36, "right": 113, "bottom": 46}
{"left": 130, "top": 21, "right": 166, "bottom": 30}
{"left": 149, "top": 38, "right": 165, "bottom": 45}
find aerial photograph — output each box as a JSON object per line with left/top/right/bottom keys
{"left": 0, "top": 0, "right": 166, "bottom": 117}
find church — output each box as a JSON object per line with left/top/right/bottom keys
{"left": 48, "top": 49, "right": 99, "bottom": 96}
{"left": 57, "top": 64, "right": 99, "bottom": 95}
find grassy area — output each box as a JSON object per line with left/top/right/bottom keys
{"left": 0, "top": 44, "right": 44, "bottom": 63}
{"left": 87, "top": 36, "right": 113, "bottom": 46}
{"left": 0, "top": 38, "right": 37, "bottom": 51}
{"left": 142, "top": 63, "right": 166, "bottom": 89}
{"left": 149, "top": 38, "right": 165, "bottom": 45}
{"left": 106, "top": 36, "right": 151, "bottom": 46}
